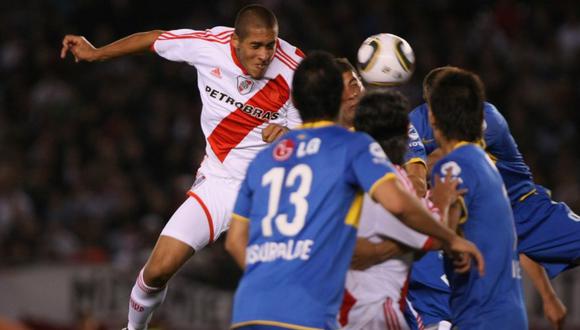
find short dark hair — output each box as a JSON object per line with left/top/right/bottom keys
{"left": 354, "top": 90, "right": 410, "bottom": 165}
{"left": 429, "top": 68, "right": 485, "bottom": 142}
{"left": 234, "top": 4, "right": 278, "bottom": 40}
{"left": 334, "top": 57, "right": 357, "bottom": 75}
{"left": 422, "top": 66, "right": 456, "bottom": 101}
{"left": 292, "top": 51, "right": 343, "bottom": 122}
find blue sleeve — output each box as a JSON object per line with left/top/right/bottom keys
{"left": 348, "top": 133, "right": 398, "bottom": 193}
{"left": 404, "top": 123, "right": 427, "bottom": 165}
{"left": 482, "top": 102, "right": 513, "bottom": 157}
{"left": 409, "top": 103, "right": 438, "bottom": 155}
{"left": 233, "top": 165, "right": 254, "bottom": 220}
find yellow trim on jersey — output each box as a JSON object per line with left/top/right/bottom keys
{"left": 486, "top": 152, "right": 498, "bottom": 163}
{"left": 231, "top": 320, "right": 323, "bottom": 330}
{"left": 368, "top": 172, "right": 398, "bottom": 196}
{"left": 299, "top": 120, "right": 335, "bottom": 129}
{"left": 403, "top": 157, "right": 427, "bottom": 168}
{"left": 345, "top": 191, "right": 364, "bottom": 228}
{"left": 232, "top": 213, "right": 250, "bottom": 222}
{"left": 518, "top": 188, "right": 537, "bottom": 202}
{"left": 452, "top": 141, "right": 474, "bottom": 150}
{"left": 457, "top": 195, "right": 468, "bottom": 225}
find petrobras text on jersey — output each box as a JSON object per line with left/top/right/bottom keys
{"left": 204, "top": 85, "right": 280, "bottom": 121}
{"left": 246, "top": 239, "right": 314, "bottom": 265}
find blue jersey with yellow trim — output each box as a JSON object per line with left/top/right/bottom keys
{"left": 405, "top": 124, "right": 427, "bottom": 166}
{"left": 231, "top": 123, "right": 397, "bottom": 330}
{"left": 406, "top": 102, "right": 535, "bottom": 205}
{"left": 432, "top": 143, "right": 527, "bottom": 329}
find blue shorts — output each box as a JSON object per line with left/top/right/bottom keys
{"left": 514, "top": 185, "right": 580, "bottom": 277}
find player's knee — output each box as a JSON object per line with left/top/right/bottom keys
{"left": 143, "top": 254, "right": 183, "bottom": 287}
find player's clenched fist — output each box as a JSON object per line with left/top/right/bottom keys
{"left": 60, "top": 35, "right": 98, "bottom": 62}
{"left": 262, "top": 123, "right": 289, "bottom": 143}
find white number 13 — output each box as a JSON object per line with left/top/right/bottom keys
{"left": 261, "top": 164, "right": 313, "bottom": 237}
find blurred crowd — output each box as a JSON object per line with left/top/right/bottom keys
{"left": 1, "top": 0, "right": 579, "bottom": 286}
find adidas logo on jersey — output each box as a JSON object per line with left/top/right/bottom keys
{"left": 210, "top": 67, "right": 222, "bottom": 78}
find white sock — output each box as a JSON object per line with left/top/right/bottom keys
{"left": 126, "top": 269, "right": 168, "bottom": 330}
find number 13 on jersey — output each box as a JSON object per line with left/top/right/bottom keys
{"left": 261, "top": 164, "right": 313, "bottom": 237}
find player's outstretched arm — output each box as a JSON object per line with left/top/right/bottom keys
{"left": 225, "top": 216, "right": 250, "bottom": 269}
{"left": 520, "top": 254, "right": 567, "bottom": 329}
{"left": 350, "top": 238, "right": 408, "bottom": 270}
{"left": 371, "top": 178, "right": 485, "bottom": 275}
{"left": 60, "top": 30, "right": 164, "bottom": 62}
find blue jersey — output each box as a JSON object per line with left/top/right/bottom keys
{"left": 406, "top": 102, "right": 535, "bottom": 205}
{"left": 405, "top": 251, "right": 451, "bottom": 326}
{"left": 404, "top": 124, "right": 427, "bottom": 166}
{"left": 231, "top": 122, "right": 397, "bottom": 330}
{"left": 432, "top": 143, "right": 527, "bottom": 329}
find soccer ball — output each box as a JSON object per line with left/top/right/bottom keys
{"left": 356, "top": 33, "right": 415, "bottom": 86}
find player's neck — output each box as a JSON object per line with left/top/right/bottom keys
{"left": 439, "top": 137, "right": 461, "bottom": 155}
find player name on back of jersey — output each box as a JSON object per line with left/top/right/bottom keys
{"left": 205, "top": 85, "right": 280, "bottom": 121}
{"left": 246, "top": 239, "right": 314, "bottom": 265}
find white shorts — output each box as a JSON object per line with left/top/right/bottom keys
{"left": 425, "top": 321, "right": 451, "bottom": 330}
{"left": 341, "top": 297, "right": 409, "bottom": 330}
{"left": 160, "top": 174, "right": 239, "bottom": 251}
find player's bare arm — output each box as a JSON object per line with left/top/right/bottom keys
{"left": 520, "top": 254, "right": 567, "bottom": 329}
{"left": 261, "top": 123, "right": 290, "bottom": 143}
{"left": 404, "top": 161, "right": 428, "bottom": 198}
{"left": 60, "top": 30, "right": 164, "bottom": 62}
{"left": 225, "top": 216, "right": 250, "bottom": 269}
{"left": 371, "top": 178, "right": 485, "bottom": 275}
{"left": 427, "top": 147, "right": 444, "bottom": 173}
{"left": 350, "top": 238, "right": 408, "bottom": 271}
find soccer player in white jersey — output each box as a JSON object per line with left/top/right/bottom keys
{"left": 338, "top": 90, "right": 464, "bottom": 330}
{"left": 332, "top": 60, "right": 462, "bottom": 329}
{"left": 60, "top": 5, "right": 303, "bottom": 330}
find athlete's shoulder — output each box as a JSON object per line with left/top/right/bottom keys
{"left": 483, "top": 102, "right": 507, "bottom": 126}
{"left": 408, "top": 103, "right": 430, "bottom": 134}
{"left": 409, "top": 103, "right": 428, "bottom": 120}
{"left": 434, "top": 144, "right": 481, "bottom": 175}
{"left": 273, "top": 38, "right": 304, "bottom": 72}
{"left": 158, "top": 26, "right": 234, "bottom": 44}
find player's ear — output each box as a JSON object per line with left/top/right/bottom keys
{"left": 232, "top": 33, "right": 240, "bottom": 49}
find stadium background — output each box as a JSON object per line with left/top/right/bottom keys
{"left": 1, "top": 0, "right": 579, "bottom": 329}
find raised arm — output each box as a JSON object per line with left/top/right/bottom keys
{"left": 350, "top": 238, "right": 408, "bottom": 270}
{"left": 404, "top": 161, "right": 428, "bottom": 198}
{"left": 60, "top": 30, "right": 164, "bottom": 62}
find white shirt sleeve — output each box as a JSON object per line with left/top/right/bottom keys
{"left": 283, "top": 100, "right": 303, "bottom": 129}
{"left": 359, "top": 194, "right": 431, "bottom": 250}
{"left": 152, "top": 29, "right": 211, "bottom": 66}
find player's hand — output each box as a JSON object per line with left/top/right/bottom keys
{"left": 543, "top": 294, "right": 567, "bottom": 330}
{"left": 446, "top": 235, "right": 485, "bottom": 276}
{"left": 262, "top": 123, "right": 289, "bottom": 143}
{"left": 430, "top": 169, "right": 467, "bottom": 211}
{"left": 61, "top": 35, "right": 99, "bottom": 62}
{"left": 450, "top": 252, "right": 471, "bottom": 273}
